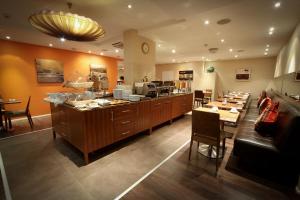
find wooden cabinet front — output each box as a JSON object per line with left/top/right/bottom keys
{"left": 50, "top": 93, "right": 193, "bottom": 164}
{"left": 161, "top": 99, "right": 172, "bottom": 123}
{"left": 151, "top": 100, "right": 163, "bottom": 127}
{"left": 85, "top": 108, "right": 114, "bottom": 152}
{"left": 172, "top": 96, "right": 184, "bottom": 118}
{"left": 183, "top": 93, "right": 193, "bottom": 113}
{"left": 151, "top": 98, "right": 173, "bottom": 127}
{"left": 112, "top": 104, "right": 137, "bottom": 141}
{"left": 136, "top": 100, "right": 151, "bottom": 132}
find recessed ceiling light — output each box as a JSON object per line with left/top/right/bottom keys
{"left": 229, "top": 48, "right": 233, "bottom": 52}
{"left": 158, "top": 44, "right": 161, "bottom": 47}
{"left": 49, "top": 43, "right": 53, "bottom": 47}
{"left": 268, "top": 31, "right": 273, "bottom": 35}
{"left": 234, "top": 55, "right": 238, "bottom": 58}
{"left": 128, "top": 4, "right": 132, "bottom": 9}
{"left": 172, "top": 49, "right": 176, "bottom": 53}
{"left": 204, "top": 20, "right": 210, "bottom": 25}
{"left": 5, "top": 36, "right": 10, "bottom": 40}
{"left": 88, "top": 50, "right": 92, "bottom": 53}
{"left": 269, "top": 27, "right": 275, "bottom": 32}
{"left": 266, "top": 44, "right": 270, "bottom": 47}
{"left": 100, "top": 52, "right": 104, "bottom": 56}
{"left": 115, "top": 49, "right": 119, "bottom": 53}
{"left": 274, "top": 2, "right": 281, "bottom": 8}
{"left": 264, "top": 52, "right": 268, "bottom": 55}
{"left": 265, "top": 48, "right": 269, "bottom": 51}
{"left": 60, "top": 37, "right": 66, "bottom": 42}
{"left": 221, "top": 39, "right": 225, "bottom": 43}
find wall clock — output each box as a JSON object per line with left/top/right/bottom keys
{"left": 141, "top": 42, "right": 149, "bottom": 54}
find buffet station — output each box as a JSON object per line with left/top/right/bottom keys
{"left": 45, "top": 76, "right": 193, "bottom": 164}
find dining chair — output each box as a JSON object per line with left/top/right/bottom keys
{"left": 194, "top": 90, "right": 208, "bottom": 107}
{"left": 204, "top": 89, "right": 212, "bottom": 102}
{"left": 188, "top": 110, "right": 226, "bottom": 172}
{"left": 0, "top": 95, "right": 5, "bottom": 127}
{"left": 4, "top": 96, "right": 33, "bottom": 129}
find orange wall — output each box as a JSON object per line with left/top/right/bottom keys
{"left": 0, "top": 39, "right": 119, "bottom": 116}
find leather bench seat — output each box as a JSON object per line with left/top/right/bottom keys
{"left": 232, "top": 90, "right": 300, "bottom": 187}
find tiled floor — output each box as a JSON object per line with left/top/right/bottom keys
{"left": 0, "top": 116, "right": 192, "bottom": 200}
{"left": 0, "top": 112, "right": 297, "bottom": 199}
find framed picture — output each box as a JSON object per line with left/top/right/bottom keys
{"left": 179, "top": 70, "right": 193, "bottom": 80}
{"left": 35, "top": 59, "right": 64, "bottom": 83}
{"left": 236, "top": 68, "right": 251, "bottom": 81}
{"left": 295, "top": 72, "right": 300, "bottom": 81}
{"left": 89, "top": 63, "right": 109, "bottom": 90}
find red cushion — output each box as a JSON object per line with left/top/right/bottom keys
{"left": 258, "top": 97, "right": 272, "bottom": 114}
{"left": 257, "top": 91, "right": 267, "bottom": 108}
{"left": 255, "top": 102, "right": 279, "bottom": 136}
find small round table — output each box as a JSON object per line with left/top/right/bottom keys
{"left": 0, "top": 99, "right": 21, "bottom": 132}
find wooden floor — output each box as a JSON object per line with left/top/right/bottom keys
{"left": 123, "top": 139, "right": 298, "bottom": 200}
{"left": 0, "top": 110, "right": 298, "bottom": 199}
{"left": 0, "top": 115, "right": 52, "bottom": 138}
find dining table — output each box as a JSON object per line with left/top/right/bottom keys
{"left": 216, "top": 98, "right": 247, "bottom": 104}
{"left": 0, "top": 99, "right": 21, "bottom": 131}
{"left": 193, "top": 107, "right": 240, "bottom": 158}
{"left": 204, "top": 101, "right": 244, "bottom": 111}
{"left": 224, "top": 94, "right": 249, "bottom": 100}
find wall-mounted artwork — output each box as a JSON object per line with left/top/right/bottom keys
{"left": 179, "top": 70, "right": 193, "bottom": 80}
{"left": 89, "top": 63, "right": 109, "bottom": 91}
{"left": 236, "top": 68, "right": 251, "bottom": 81}
{"left": 35, "top": 59, "right": 64, "bottom": 83}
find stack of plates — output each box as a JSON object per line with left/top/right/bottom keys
{"left": 93, "top": 99, "right": 111, "bottom": 106}
{"left": 122, "top": 90, "right": 132, "bottom": 100}
{"left": 128, "top": 95, "right": 145, "bottom": 102}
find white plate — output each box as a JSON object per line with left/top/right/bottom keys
{"left": 230, "top": 110, "right": 239, "bottom": 113}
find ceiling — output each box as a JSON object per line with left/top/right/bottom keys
{"left": 1, "top": 0, "right": 300, "bottom": 64}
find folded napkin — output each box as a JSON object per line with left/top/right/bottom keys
{"left": 230, "top": 107, "right": 238, "bottom": 113}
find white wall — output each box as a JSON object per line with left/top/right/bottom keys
{"left": 210, "top": 57, "right": 276, "bottom": 98}
{"left": 156, "top": 57, "right": 276, "bottom": 98}
{"left": 123, "top": 29, "right": 156, "bottom": 84}
{"left": 275, "top": 23, "right": 300, "bottom": 77}
{"left": 155, "top": 61, "right": 217, "bottom": 99}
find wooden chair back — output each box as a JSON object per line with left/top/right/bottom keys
{"left": 194, "top": 90, "right": 204, "bottom": 99}
{"left": 192, "top": 110, "right": 220, "bottom": 143}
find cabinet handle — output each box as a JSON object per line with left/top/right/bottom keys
{"left": 121, "top": 131, "right": 130, "bottom": 135}
{"left": 122, "top": 109, "right": 131, "bottom": 113}
{"left": 111, "top": 111, "right": 114, "bottom": 121}
{"left": 121, "top": 120, "right": 131, "bottom": 125}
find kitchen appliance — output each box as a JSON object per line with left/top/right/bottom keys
{"left": 134, "top": 82, "right": 157, "bottom": 98}
{"left": 152, "top": 81, "right": 175, "bottom": 96}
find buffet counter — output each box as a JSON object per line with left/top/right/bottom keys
{"left": 49, "top": 93, "right": 193, "bottom": 164}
